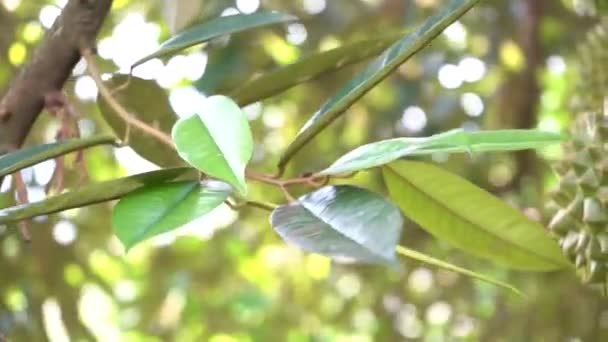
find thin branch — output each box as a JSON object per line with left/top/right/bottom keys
{"left": 246, "top": 200, "right": 278, "bottom": 211}
{"left": 246, "top": 170, "right": 326, "bottom": 187}
{"left": 0, "top": 0, "right": 113, "bottom": 189}
{"left": 81, "top": 48, "right": 176, "bottom": 149}
{"left": 12, "top": 171, "right": 31, "bottom": 242}
{"left": 225, "top": 198, "right": 278, "bottom": 212}
{"left": 0, "top": 0, "right": 113, "bottom": 148}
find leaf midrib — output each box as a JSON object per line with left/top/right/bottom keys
{"left": 298, "top": 201, "right": 390, "bottom": 264}
{"left": 280, "top": 0, "right": 481, "bottom": 167}
{"left": 0, "top": 135, "right": 117, "bottom": 178}
{"left": 176, "top": 116, "right": 238, "bottom": 187}
{"left": 384, "top": 164, "right": 565, "bottom": 268}
{"left": 128, "top": 182, "right": 198, "bottom": 248}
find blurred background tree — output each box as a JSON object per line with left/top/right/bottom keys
{"left": 0, "top": 0, "right": 607, "bottom": 341}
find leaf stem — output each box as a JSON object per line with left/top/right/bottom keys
{"left": 81, "top": 48, "right": 176, "bottom": 150}
{"left": 245, "top": 169, "right": 359, "bottom": 202}
{"left": 245, "top": 200, "right": 279, "bottom": 211}
{"left": 395, "top": 245, "right": 524, "bottom": 297}
{"left": 225, "top": 198, "right": 278, "bottom": 212}
{"left": 245, "top": 170, "right": 324, "bottom": 187}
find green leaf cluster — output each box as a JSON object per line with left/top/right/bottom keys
{"left": 0, "top": 1, "right": 576, "bottom": 297}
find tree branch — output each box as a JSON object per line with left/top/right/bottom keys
{"left": 0, "top": 0, "right": 113, "bottom": 152}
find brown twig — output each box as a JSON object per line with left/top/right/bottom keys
{"left": 109, "top": 73, "right": 132, "bottom": 95}
{"left": 12, "top": 171, "right": 31, "bottom": 242}
{"left": 245, "top": 169, "right": 362, "bottom": 202}
{"left": 0, "top": 0, "right": 112, "bottom": 191}
{"left": 43, "top": 91, "right": 86, "bottom": 194}
{"left": 81, "top": 48, "right": 176, "bottom": 149}
{"left": 0, "top": 0, "right": 113, "bottom": 150}
{"left": 246, "top": 170, "right": 326, "bottom": 188}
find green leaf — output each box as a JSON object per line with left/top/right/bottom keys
{"left": 320, "top": 129, "right": 564, "bottom": 175}
{"left": 599, "top": 0, "right": 608, "bottom": 13}
{"left": 395, "top": 246, "right": 523, "bottom": 296}
{"left": 97, "top": 75, "right": 184, "bottom": 167}
{"left": 0, "top": 135, "right": 117, "bottom": 179}
{"left": 278, "top": 0, "right": 480, "bottom": 171}
{"left": 270, "top": 185, "right": 403, "bottom": 265}
{"left": 112, "top": 180, "right": 230, "bottom": 250}
{"left": 230, "top": 31, "right": 405, "bottom": 106}
{"left": 172, "top": 96, "right": 253, "bottom": 195}
{"left": 133, "top": 11, "right": 297, "bottom": 68}
{"left": 383, "top": 161, "right": 571, "bottom": 271}
{"left": 0, "top": 168, "right": 195, "bottom": 224}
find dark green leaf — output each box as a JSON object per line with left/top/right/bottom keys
{"left": 270, "top": 185, "right": 403, "bottom": 265}
{"left": 383, "top": 161, "right": 571, "bottom": 271}
{"left": 230, "top": 31, "right": 405, "bottom": 106}
{"left": 0, "top": 135, "right": 117, "bottom": 179}
{"left": 133, "top": 11, "right": 297, "bottom": 68}
{"left": 172, "top": 95, "right": 253, "bottom": 195}
{"left": 395, "top": 246, "right": 523, "bottom": 296}
{"left": 97, "top": 75, "right": 184, "bottom": 167}
{"left": 320, "top": 129, "right": 564, "bottom": 175}
{"left": 278, "top": 0, "right": 480, "bottom": 171}
{"left": 0, "top": 168, "right": 196, "bottom": 224}
{"left": 113, "top": 180, "right": 230, "bottom": 250}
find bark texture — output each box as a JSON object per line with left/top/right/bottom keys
{"left": 0, "top": 0, "right": 113, "bottom": 153}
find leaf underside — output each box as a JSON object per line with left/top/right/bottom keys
{"left": 271, "top": 185, "right": 403, "bottom": 265}
{"left": 383, "top": 161, "right": 570, "bottom": 271}
{"left": 172, "top": 95, "right": 253, "bottom": 194}
{"left": 113, "top": 180, "right": 230, "bottom": 250}
{"left": 320, "top": 129, "right": 564, "bottom": 175}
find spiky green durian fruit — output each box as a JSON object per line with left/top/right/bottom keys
{"left": 573, "top": 20, "right": 608, "bottom": 113}
{"left": 548, "top": 112, "right": 608, "bottom": 283}
{"left": 547, "top": 20, "right": 608, "bottom": 285}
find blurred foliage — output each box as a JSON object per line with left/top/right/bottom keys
{"left": 1, "top": 0, "right": 608, "bottom": 341}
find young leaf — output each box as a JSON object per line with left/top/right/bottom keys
{"left": 0, "top": 168, "right": 195, "bottom": 224}
{"left": 133, "top": 11, "right": 297, "bottom": 67}
{"left": 97, "top": 75, "right": 184, "bottom": 167}
{"left": 0, "top": 135, "right": 117, "bottom": 179}
{"left": 320, "top": 129, "right": 564, "bottom": 175}
{"left": 395, "top": 246, "right": 523, "bottom": 296}
{"left": 278, "top": 0, "right": 480, "bottom": 171}
{"left": 383, "top": 161, "right": 571, "bottom": 271}
{"left": 270, "top": 185, "right": 403, "bottom": 265}
{"left": 172, "top": 95, "right": 253, "bottom": 194}
{"left": 230, "top": 31, "right": 406, "bottom": 106}
{"left": 112, "top": 180, "right": 230, "bottom": 251}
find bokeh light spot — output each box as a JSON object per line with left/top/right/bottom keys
{"left": 461, "top": 92, "right": 484, "bottom": 117}
{"left": 400, "top": 106, "right": 427, "bottom": 133}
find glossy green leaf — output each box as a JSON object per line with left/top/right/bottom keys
{"left": 230, "top": 31, "right": 405, "bottom": 106}
{"left": 0, "top": 135, "right": 117, "bottom": 179}
{"left": 270, "top": 185, "right": 403, "bottom": 265}
{"left": 133, "top": 11, "right": 297, "bottom": 67}
{"left": 383, "top": 161, "right": 571, "bottom": 271}
{"left": 0, "top": 168, "right": 195, "bottom": 224}
{"left": 97, "top": 75, "right": 184, "bottom": 167}
{"left": 113, "top": 180, "right": 230, "bottom": 250}
{"left": 172, "top": 95, "right": 253, "bottom": 194}
{"left": 278, "top": 0, "right": 480, "bottom": 171}
{"left": 395, "top": 246, "right": 523, "bottom": 296}
{"left": 320, "top": 129, "right": 564, "bottom": 175}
